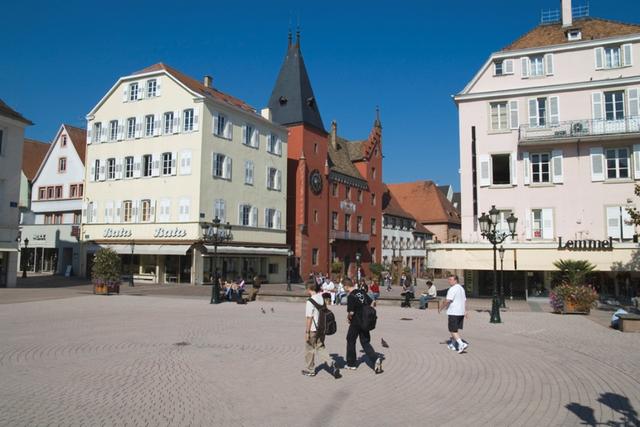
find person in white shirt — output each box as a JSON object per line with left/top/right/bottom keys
{"left": 302, "top": 282, "right": 341, "bottom": 378}
{"left": 321, "top": 277, "right": 336, "bottom": 304}
{"left": 438, "top": 274, "right": 468, "bottom": 354}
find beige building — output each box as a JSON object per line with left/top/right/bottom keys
{"left": 83, "top": 63, "right": 288, "bottom": 284}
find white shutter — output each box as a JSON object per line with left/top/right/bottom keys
{"left": 633, "top": 144, "right": 640, "bottom": 180}
{"left": 592, "top": 92, "right": 603, "bottom": 120}
{"left": 590, "top": 147, "right": 605, "bottom": 182}
{"left": 276, "top": 169, "right": 282, "bottom": 190}
{"left": 89, "top": 164, "right": 96, "bottom": 182}
{"left": 82, "top": 202, "right": 88, "bottom": 223}
{"left": 117, "top": 119, "right": 125, "bottom": 140}
{"left": 595, "top": 47, "right": 604, "bottom": 70}
{"left": 137, "top": 83, "right": 144, "bottom": 100}
{"left": 122, "top": 86, "right": 129, "bottom": 102}
{"left": 152, "top": 154, "right": 160, "bottom": 177}
{"left": 544, "top": 54, "right": 554, "bottom": 75}
{"left": 105, "top": 201, "right": 113, "bottom": 224}
{"left": 549, "top": 96, "right": 560, "bottom": 125}
{"left": 133, "top": 156, "right": 141, "bottom": 178}
{"left": 86, "top": 127, "right": 92, "bottom": 145}
{"left": 521, "top": 57, "right": 530, "bottom": 78}
{"left": 252, "top": 129, "right": 259, "bottom": 148}
{"left": 150, "top": 200, "right": 156, "bottom": 223}
{"left": 276, "top": 137, "right": 283, "bottom": 155}
{"left": 478, "top": 154, "right": 491, "bottom": 187}
{"left": 523, "top": 152, "right": 530, "bottom": 185}
{"left": 275, "top": 210, "right": 281, "bottom": 229}
{"left": 179, "top": 199, "right": 190, "bottom": 222}
{"left": 115, "top": 158, "right": 123, "bottom": 180}
{"left": 266, "top": 167, "right": 271, "bottom": 189}
{"left": 242, "top": 125, "right": 247, "bottom": 144}
{"left": 155, "top": 77, "right": 162, "bottom": 96}
{"left": 525, "top": 210, "right": 532, "bottom": 240}
{"left": 172, "top": 110, "right": 180, "bottom": 133}
{"left": 213, "top": 113, "right": 219, "bottom": 135}
{"left": 504, "top": 59, "right": 513, "bottom": 74}
{"left": 133, "top": 200, "right": 139, "bottom": 223}
{"left": 92, "top": 202, "right": 98, "bottom": 224}
{"left": 250, "top": 207, "right": 258, "bottom": 227}
{"left": 629, "top": 88, "right": 639, "bottom": 118}
{"left": 134, "top": 116, "right": 142, "bottom": 138}
{"left": 193, "top": 106, "right": 199, "bottom": 131}
{"left": 551, "top": 149, "right": 564, "bottom": 184}
{"left": 224, "top": 119, "right": 233, "bottom": 139}
{"left": 509, "top": 100, "right": 519, "bottom": 129}
{"left": 224, "top": 157, "right": 232, "bottom": 180}
{"left": 99, "top": 127, "right": 107, "bottom": 143}
{"left": 98, "top": 163, "right": 106, "bottom": 181}
{"left": 238, "top": 204, "right": 243, "bottom": 225}
{"left": 180, "top": 150, "right": 192, "bottom": 175}
{"left": 510, "top": 152, "right": 517, "bottom": 186}
{"left": 115, "top": 201, "right": 122, "bottom": 223}
{"left": 171, "top": 151, "right": 178, "bottom": 176}
{"left": 528, "top": 99, "right": 538, "bottom": 127}
{"left": 623, "top": 44, "right": 633, "bottom": 67}
{"left": 607, "top": 207, "right": 621, "bottom": 239}
{"left": 153, "top": 114, "right": 161, "bottom": 136}
{"left": 542, "top": 208, "right": 554, "bottom": 240}
{"left": 622, "top": 207, "right": 634, "bottom": 239}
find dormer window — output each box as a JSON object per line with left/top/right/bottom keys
{"left": 494, "top": 59, "right": 513, "bottom": 76}
{"left": 566, "top": 29, "right": 582, "bottom": 41}
{"left": 595, "top": 44, "right": 632, "bottom": 70}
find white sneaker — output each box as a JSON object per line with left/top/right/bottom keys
{"left": 374, "top": 358, "right": 383, "bottom": 374}
{"left": 457, "top": 342, "right": 468, "bottom": 354}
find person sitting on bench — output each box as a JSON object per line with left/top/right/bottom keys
{"left": 419, "top": 280, "right": 438, "bottom": 309}
{"left": 401, "top": 277, "right": 415, "bottom": 308}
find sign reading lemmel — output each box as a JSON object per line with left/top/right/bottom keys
{"left": 557, "top": 237, "right": 613, "bottom": 251}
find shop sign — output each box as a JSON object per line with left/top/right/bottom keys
{"left": 153, "top": 227, "right": 188, "bottom": 238}
{"left": 557, "top": 237, "right": 613, "bottom": 251}
{"left": 32, "top": 234, "right": 47, "bottom": 241}
{"left": 103, "top": 228, "right": 133, "bottom": 238}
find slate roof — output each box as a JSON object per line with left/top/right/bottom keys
{"left": 64, "top": 124, "right": 87, "bottom": 165}
{"left": 22, "top": 139, "right": 49, "bottom": 181}
{"left": 386, "top": 180, "right": 461, "bottom": 225}
{"left": 502, "top": 17, "right": 640, "bottom": 51}
{"left": 267, "top": 36, "right": 325, "bottom": 132}
{"left": 0, "top": 98, "right": 32, "bottom": 125}
{"left": 133, "top": 63, "right": 255, "bottom": 113}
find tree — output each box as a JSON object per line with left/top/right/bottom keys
{"left": 369, "top": 263, "right": 385, "bottom": 282}
{"left": 92, "top": 248, "right": 122, "bottom": 284}
{"left": 627, "top": 184, "right": 640, "bottom": 227}
{"left": 552, "top": 259, "right": 596, "bottom": 286}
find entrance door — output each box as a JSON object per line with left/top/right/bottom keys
{"left": 62, "top": 248, "right": 73, "bottom": 275}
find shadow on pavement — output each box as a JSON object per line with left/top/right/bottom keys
{"left": 566, "top": 392, "right": 639, "bottom": 426}
{"left": 16, "top": 275, "right": 91, "bottom": 289}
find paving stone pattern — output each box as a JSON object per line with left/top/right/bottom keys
{"left": 0, "top": 295, "right": 639, "bottom": 426}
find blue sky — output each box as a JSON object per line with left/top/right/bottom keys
{"left": 3, "top": 0, "right": 640, "bottom": 190}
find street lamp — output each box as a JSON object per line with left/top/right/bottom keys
{"left": 498, "top": 245, "right": 506, "bottom": 308}
{"left": 202, "top": 217, "right": 233, "bottom": 304}
{"left": 479, "top": 206, "right": 517, "bottom": 324}
{"left": 22, "top": 238, "right": 29, "bottom": 278}
{"left": 286, "top": 248, "right": 294, "bottom": 291}
{"left": 129, "top": 240, "right": 135, "bottom": 287}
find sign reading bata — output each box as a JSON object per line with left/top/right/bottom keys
{"left": 557, "top": 237, "right": 613, "bottom": 251}
{"left": 153, "top": 228, "right": 188, "bottom": 238}
{"left": 103, "top": 228, "right": 133, "bottom": 238}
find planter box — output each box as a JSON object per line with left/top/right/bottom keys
{"left": 560, "top": 301, "right": 589, "bottom": 315}
{"left": 93, "top": 283, "right": 120, "bottom": 295}
{"left": 619, "top": 314, "right": 640, "bottom": 332}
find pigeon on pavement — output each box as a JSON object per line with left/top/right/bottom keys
{"left": 261, "top": 307, "right": 266, "bottom": 314}
{"left": 381, "top": 338, "right": 389, "bottom": 348}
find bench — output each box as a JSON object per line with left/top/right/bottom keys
{"left": 618, "top": 314, "right": 640, "bottom": 332}
{"left": 399, "top": 295, "right": 442, "bottom": 310}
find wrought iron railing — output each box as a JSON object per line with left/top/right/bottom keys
{"left": 519, "top": 116, "right": 640, "bottom": 142}
{"left": 329, "top": 230, "right": 370, "bottom": 241}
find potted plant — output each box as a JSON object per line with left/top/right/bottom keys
{"left": 549, "top": 260, "right": 598, "bottom": 314}
{"left": 369, "top": 262, "right": 385, "bottom": 283}
{"left": 92, "top": 248, "right": 122, "bottom": 295}
{"left": 331, "top": 260, "right": 344, "bottom": 277}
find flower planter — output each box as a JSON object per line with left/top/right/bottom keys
{"left": 561, "top": 301, "right": 589, "bottom": 315}
{"left": 93, "top": 282, "right": 120, "bottom": 295}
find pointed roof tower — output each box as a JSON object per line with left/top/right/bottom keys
{"left": 268, "top": 31, "right": 325, "bottom": 133}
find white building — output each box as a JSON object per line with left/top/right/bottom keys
{"left": 0, "top": 99, "right": 32, "bottom": 287}
{"left": 83, "top": 63, "right": 288, "bottom": 284}
{"left": 19, "top": 125, "right": 85, "bottom": 275}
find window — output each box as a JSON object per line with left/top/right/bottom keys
{"left": 265, "top": 208, "right": 277, "bottom": 228}
{"left": 55, "top": 185, "right": 63, "bottom": 199}
{"left": 183, "top": 109, "right": 194, "bottom": 132}
{"left": 529, "top": 56, "right": 544, "bottom": 77}
{"left": 94, "top": 160, "right": 100, "bottom": 181}
{"left": 129, "top": 83, "right": 139, "bottom": 101}
{"left": 267, "top": 167, "right": 281, "bottom": 190}
{"left": 371, "top": 247, "right": 376, "bottom": 260}
{"left": 78, "top": 184, "right": 83, "bottom": 197}
{"left": 371, "top": 218, "right": 377, "bottom": 235}
{"left": 371, "top": 193, "right": 376, "bottom": 206}
{"left": 143, "top": 154, "right": 152, "bottom": 177}
{"left": 240, "top": 204, "right": 251, "bottom": 226}
{"left": 243, "top": 124, "right": 258, "bottom": 147}
{"left": 332, "top": 212, "right": 338, "bottom": 230}
{"left": 268, "top": 263, "right": 279, "bottom": 274}
{"left": 495, "top": 61, "right": 503, "bottom": 76}
{"left": 58, "top": 157, "right": 67, "bottom": 173}
{"left": 162, "top": 152, "right": 173, "bottom": 175}
{"left": 122, "top": 201, "right": 133, "bottom": 222}
{"left": 106, "top": 158, "right": 116, "bottom": 180}
{"left": 109, "top": 120, "right": 118, "bottom": 141}
{"left": 212, "top": 153, "right": 230, "bottom": 179}
{"left": 606, "top": 148, "right": 629, "bottom": 179}
{"left": 357, "top": 190, "right": 363, "bottom": 203}
{"left": 214, "top": 199, "right": 226, "bottom": 222}
{"left": 531, "top": 153, "right": 550, "bottom": 183}
{"left": 605, "top": 91, "right": 625, "bottom": 121}
{"left": 346, "top": 186, "right": 351, "bottom": 200}
{"left": 70, "top": 184, "right": 78, "bottom": 198}
{"left": 146, "top": 79, "right": 157, "bottom": 97}
{"left": 607, "top": 206, "right": 634, "bottom": 241}
{"left": 314, "top": 210, "right": 319, "bottom": 223}
{"left": 567, "top": 30, "right": 582, "bottom": 41}
{"left": 495, "top": 210, "right": 513, "bottom": 234}
{"left": 357, "top": 216, "right": 363, "bottom": 233}
{"left": 532, "top": 98, "right": 546, "bottom": 127}
{"left": 38, "top": 187, "right": 46, "bottom": 200}
{"left": 163, "top": 112, "right": 173, "bottom": 134}
{"left": 73, "top": 212, "right": 81, "bottom": 224}
{"left": 244, "top": 161, "right": 254, "bottom": 185}
{"left": 344, "top": 214, "right": 351, "bottom": 232}
{"left": 532, "top": 209, "right": 543, "bottom": 239}
{"left": 331, "top": 182, "right": 338, "bottom": 197}
{"left": 140, "top": 200, "right": 151, "bottom": 222}
{"left": 124, "top": 156, "right": 134, "bottom": 178}
{"left": 61, "top": 135, "right": 67, "bottom": 146}
{"left": 605, "top": 47, "right": 621, "bottom": 69}
{"left": 127, "top": 118, "right": 136, "bottom": 139}
{"left": 87, "top": 202, "right": 94, "bottom": 223}
{"left": 530, "top": 208, "right": 554, "bottom": 240}
{"left": 44, "top": 213, "right": 52, "bottom": 225}
{"left": 372, "top": 167, "right": 377, "bottom": 180}
{"left": 93, "top": 122, "right": 102, "bottom": 142}
{"left": 490, "top": 102, "right": 508, "bottom": 130}
{"left": 145, "top": 115, "right": 154, "bottom": 137}
{"left": 312, "top": 248, "right": 319, "bottom": 266}
{"left": 267, "top": 133, "right": 281, "bottom": 154}
{"left": 494, "top": 59, "right": 513, "bottom": 76}
{"left": 491, "top": 154, "right": 511, "bottom": 185}
{"left": 214, "top": 113, "right": 226, "bottom": 137}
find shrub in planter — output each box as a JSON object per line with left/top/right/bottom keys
{"left": 92, "top": 248, "right": 122, "bottom": 294}
{"left": 331, "top": 261, "right": 344, "bottom": 276}
{"left": 369, "top": 262, "right": 385, "bottom": 283}
{"left": 550, "top": 283, "right": 599, "bottom": 313}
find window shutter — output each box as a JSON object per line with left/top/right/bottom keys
{"left": 224, "top": 119, "right": 233, "bottom": 139}
{"left": 525, "top": 210, "right": 532, "bottom": 240}
{"left": 153, "top": 114, "right": 161, "bottom": 136}
{"left": 172, "top": 110, "right": 180, "bottom": 133}
{"left": 607, "top": 206, "right": 621, "bottom": 239}
{"left": 478, "top": 154, "right": 491, "bottom": 187}
{"left": 150, "top": 200, "right": 156, "bottom": 222}
{"left": 622, "top": 44, "right": 633, "bottom": 67}
{"left": 134, "top": 116, "right": 142, "bottom": 138}
{"left": 252, "top": 129, "right": 259, "bottom": 148}
{"left": 629, "top": 88, "right": 639, "bottom": 118}
{"left": 98, "top": 164, "right": 106, "bottom": 181}
{"left": 276, "top": 137, "right": 282, "bottom": 155}
{"left": 595, "top": 47, "right": 604, "bottom": 70}
{"left": 504, "top": 59, "right": 513, "bottom": 74}
{"left": 105, "top": 202, "right": 113, "bottom": 224}
{"left": 133, "top": 200, "right": 139, "bottom": 223}
{"left": 265, "top": 167, "right": 271, "bottom": 189}
{"left": 171, "top": 151, "right": 178, "bottom": 176}
{"left": 633, "top": 144, "right": 640, "bottom": 180}
{"left": 133, "top": 155, "right": 141, "bottom": 178}
{"left": 523, "top": 152, "right": 530, "bottom": 185}
{"left": 99, "top": 127, "right": 107, "bottom": 143}
{"left": 238, "top": 204, "right": 243, "bottom": 225}
{"left": 220, "top": 200, "right": 226, "bottom": 222}
{"left": 510, "top": 152, "right": 517, "bottom": 186}
{"left": 242, "top": 125, "right": 247, "bottom": 144}
{"left": 180, "top": 150, "right": 192, "bottom": 175}
{"left": 115, "top": 201, "right": 122, "bottom": 223}
{"left": 521, "top": 57, "right": 530, "bottom": 78}
{"left": 92, "top": 202, "right": 98, "bottom": 223}
{"left": 115, "top": 158, "right": 123, "bottom": 180}
{"left": 622, "top": 207, "right": 634, "bottom": 239}
{"left": 122, "top": 86, "right": 129, "bottom": 102}
{"left": 224, "top": 156, "right": 232, "bottom": 180}
{"left": 551, "top": 149, "right": 564, "bottom": 184}
{"left": 528, "top": 99, "right": 538, "bottom": 127}
{"left": 544, "top": 54, "right": 554, "bottom": 75}
{"left": 264, "top": 209, "right": 269, "bottom": 227}
{"left": 592, "top": 92, "right": 603, "bottom": 120}
{"left": 590, "top": 147, "right": 605, "bottom": 181}
{"left": 89, "top": 164, "right": 96, "bottom": 182}
{"left": 82, "top": 202, "right": 88, "bottom": 223}
{"left": 508, "top": 100, "right": 519, "bottom": 129}
{"left": 213, "top": 113, "right": 219, "bottom": 135}
{"left": 542, "top": 208, "right": 554, "bottom": 240}
{"left": 156, "top": 77, "right": 162, "bottom": 96}
{"left": 549, "top": 96, "right": 560, "bottom": 125}
{"left": 193, "top": 106, "right": 199, "bottom": 131}
{"left": 152, "top": 154, "right": 160, "bottom": 177}
{"left": 117, "top": 119, "right": 125, "bottom": 140}
{"left": 275, "top": 210, "right": 282, "bottom": 229}
{"left": 251, "top": 207, "right": 258, "bottom": 227}
{"left": 276, "top": 169, "right": 282, "bottom": 190}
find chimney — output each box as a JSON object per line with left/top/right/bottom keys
{"left": 331, "top": 120, "right": 338, "bottom": 149}
{"left": 203, "top": 75, "right": 213, "bottom": 88}
{"left": 562, "top": 0, "right": 572, "bottom": 27}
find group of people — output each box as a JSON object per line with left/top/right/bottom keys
{"left": 308, "top": 272, "right": 381, "bottom": 307}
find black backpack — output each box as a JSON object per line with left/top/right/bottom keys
{"left": 360, "top": 304, "right": 378, "bottom": 331}
{"left": 308, "top": 298, "right": 337, "bottom": 336}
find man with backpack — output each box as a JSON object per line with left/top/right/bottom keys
{"left": 344, "top": 279, "right": 383, "bottom": 374}
{"left": 302, "top": 282, "right": 341, "bottom": 378}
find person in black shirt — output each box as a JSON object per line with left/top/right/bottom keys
{"left": 344, "top": 278, "right": 382, "bottom": 373}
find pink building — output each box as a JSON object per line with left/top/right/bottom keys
{"left": 430, "top": 1, "right": 640, "bottom": 300}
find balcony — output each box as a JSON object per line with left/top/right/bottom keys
{"left": 330, "top": 230, "right": 370, "bottom": 241}
{"left": 519, "top": 117, "right": 640, "bottom": 144}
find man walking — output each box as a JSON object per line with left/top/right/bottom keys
{"left": 438, "top": 274, "right": 468, "bottom": 354}
{"left": 303, "top": 282, "right": 341, "bottom": 378}
{"left": 344, "top": 279, "right": 383, "bottom": 373}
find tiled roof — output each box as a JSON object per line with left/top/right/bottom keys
{"left": 0, "top": 98, "right": 33, "bottom": 125}
{"left": 327, "top": 136, "right": 366, "bottom": 182}
{"left": 386, "top": 180, "right": 461, "bottom": 225}
{"left": 382, "top": 184, "right": 413, "bottom": 219}
{"left": 63, "top": 124, "right": 87, "bottom": 165}
{"left": 133, "top": 63, "right": 256, "bottom": 113}
{"left": 502, "top": 17, "right": 640, "bottom": 51}
{"left": 22, "top": 138, "right": 49, "bottom": 181}
{"left": 414, "top": 221, "right": 433, "bottom": 236}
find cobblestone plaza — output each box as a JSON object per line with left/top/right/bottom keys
{"left": 1, "top": 292, "right": 639, "bottom": 426}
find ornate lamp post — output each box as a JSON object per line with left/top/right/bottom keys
{"left": 202, "top": 217, "right": 232, "bottom": 304}
{"left": 286, "top": 248, "right": 294, "bottom": 291}
{"left": 22, "top": 238, "right": 29, "bottom": 278}
{"left": 129, "top": 240, "right": 135, "bottom": 287}
{"left": 478, "top": 206, "right": 517, "bottom": 323}
{"left": 498, "top": 245, "right": 506, "bottom": 308}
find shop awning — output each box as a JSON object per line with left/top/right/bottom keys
{"left": 101, "top": 244, "right": 192, "bottom": 256}
{"left": 203, "top": 245, "right": 289, "bottom": 256}
{"left": 0, "top": 242, "right": 18, "bottom": 252}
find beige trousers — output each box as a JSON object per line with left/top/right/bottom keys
{"left": 304, "top": 332, "right": 333, "bottom": 371}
